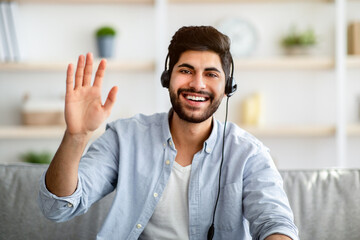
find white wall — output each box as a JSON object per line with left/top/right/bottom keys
{"left": 1, "top": 2, "right": 360, "bottom": 169}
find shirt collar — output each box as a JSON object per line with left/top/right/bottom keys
{"left": 203, "top": 117, "right": 218, "bottom": 154}
{"left": 161, "top": 110, "right": 173, "bottom": 150}
{"left": 161, "top": 109, "right": 218, "bottom": 154}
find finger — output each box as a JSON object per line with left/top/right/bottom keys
{"left": 93, "top": 59, "right": 107, "bottom": 89}
{"left": 103, "top": 86, "right": 118, "bottom": 115}
{"left": 74, "top": 55, "right": 85, "bottom": 89}
{"left": 66, "top": 63, "right": 74, "bottom": 93}
{"left": 83, "top": 52, "right": 93, "bottom": 86}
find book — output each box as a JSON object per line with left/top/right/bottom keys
{"left": 0, "top": 1, "right": 11, "bottom": 61}
{"left": 7, "top": 1, "right": 21, "bottom": 61}
{"left": 0, "top": 8, "right": 6, "bottom": 61}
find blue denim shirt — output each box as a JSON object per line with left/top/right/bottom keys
{"left": 38, "top": 112, "right": 298, "bottom": 240}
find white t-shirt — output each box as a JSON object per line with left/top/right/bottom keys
{"left": 140, "top": 161, "right": 191, "bottom": 240}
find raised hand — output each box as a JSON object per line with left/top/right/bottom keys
{"left": 65, "top": 53, "right": 118, "bottom": 136}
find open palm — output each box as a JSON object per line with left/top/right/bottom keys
{"left": 65, "top": 53, "right": 118, "bottom": 136}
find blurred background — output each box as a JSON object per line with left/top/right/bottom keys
{"left": 0, "top": 0, "right": 359, "bottom": 169}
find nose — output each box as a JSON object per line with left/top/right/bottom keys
{"left": 189, "top": 73, "right": 206, "bottom": 90}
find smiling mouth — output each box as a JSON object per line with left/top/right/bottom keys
{"left": 179, "top": 89, "right": 213, "bottom": 103}
{"left": 183, "top": 94, "right": 208, "bottom": 102}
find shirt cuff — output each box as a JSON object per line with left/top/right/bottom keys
{"left": 262, "top": 227, "right": 299, "bottom": 240}
{"left": 39, "top": 170, "right": 82, "bottom": 208}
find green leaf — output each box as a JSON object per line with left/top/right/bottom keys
{"left": 96, "top": 26, "right": 116, "bottom": 37}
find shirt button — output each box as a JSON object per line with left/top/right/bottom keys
{"left": 136, "top": 224, "right": 142, "bottom": 229}
{"left": 169, "top": 141, "right": 173, "bottom": 146}
{"left": 206, "top": 148, "right": 212, "bottom": 152}
{"left": 67, "top": 203, "right": 73, "bottom": 208}
{"left": 165, "top": 160, "right": 170, "bottom": 165}
{"left": 153, "top": 192, "right": 158, "bottom": 198}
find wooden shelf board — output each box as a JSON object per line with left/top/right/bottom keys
{"left": 0, "top": 126, "right": 65, "bottom": 139}
{"left": 170, "top": 0, "right": 332, "bottom": 3}
{"left": 0, "top": 60, "right": 155, "bottom": 72}
{"left": 6, "top": 123, "right": 360, "bottom": 139}
{"left": 17, "top": 0, "right": 154, "bottom": 4}
{"left": 0, "top": 126, "right": 104, "bottom": 139}
{"left": 347, "top": 56, "right": 360, "bottom": 69}
{"left": 17, "top": 0, "right": 332, "bottom": 3}
{"left": 5, "top": 124, "right": 360, "bottom": 138}
{"left": 0, "top": 125, "right": 338, "bottom": 139}
{"left": 235, "top": 56, "right": 335, "bottom": 70}
{"left": 240, "top": 125, "right": 336, "bottom": 137}
{"left": 2, "top": 56, "right": 359, "bottom": 72}
{"left": 347, "top": 124, "right": 360, "bottom": 136}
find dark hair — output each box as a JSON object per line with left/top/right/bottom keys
{"left": 167, "top": 26, "right": 232, "bottom": 80}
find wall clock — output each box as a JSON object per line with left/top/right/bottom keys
{"left": 217, "top": 18, "right": 258, "bottom": 57}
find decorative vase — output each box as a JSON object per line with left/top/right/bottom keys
{"left": 97, "top": 36, "right": 115, "bottom": 58}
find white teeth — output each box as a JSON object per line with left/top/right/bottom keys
{"left": 186, "top": 95, "right": 206, "bottom": 102}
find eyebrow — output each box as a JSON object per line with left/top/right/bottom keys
{"left": 177, "top": 63, "right": 221, "bottom": 73}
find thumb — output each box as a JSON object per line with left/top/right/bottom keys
{"left": 103, "top": 86, "right": 118, "bottom": 115}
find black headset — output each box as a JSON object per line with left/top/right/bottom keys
{"left": 161, "top": 53, "right": 237, "bottom": 97}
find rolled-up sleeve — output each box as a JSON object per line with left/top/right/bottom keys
{"left": 38, "top": 171, "right": 85, "bottom": 222}
{"left": 38, "top": 125, "right": 119, "bottom": 222}
{"left": 242, "top": 150, "right": 299, "bottom": 240}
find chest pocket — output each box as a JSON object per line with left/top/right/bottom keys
{"left": 214, "top": 182, "right": 243, "bottom": 231}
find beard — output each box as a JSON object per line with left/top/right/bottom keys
{"left": 169, "top": 87, "right": 223, "bottom": 123}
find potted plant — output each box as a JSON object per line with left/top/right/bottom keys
{"left": 21, "top": 151, "right": 52, "bottom": 164}
{"left": 281, "top": 26, "right": 317, "bottom": 55}
{"left": 96, "top": 26, "right": 117, "bottom": 58}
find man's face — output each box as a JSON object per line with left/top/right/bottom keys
{"left": 169, "top": 50, "right": 226, "bottom": 123}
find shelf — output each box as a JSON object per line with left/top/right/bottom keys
{"left": 0, "top": 60, "right": 155, "bottom": 72}
{"left": 2, "top": 56, "right": 359, "bottom": 72}
{"left": 0, "top": 125, "right": 337, "bottom": 139}
{"left": 240, "top": 125, "right": 336, "bottom": 137}
{"left": 0, "top": 57, "right": 333, "bottom": 72}
{"left": 0, "top": 126, "right": 65, "bottom": 139}
{"left": 235, "top": 56, "right": 335, "bottom": 70}
{"left": 16, "top": 0, "right": 332, "bottom": 3}
{"left": 17, "top": 0, "right": 154, "bottom": 4}
{"left": 0, "top": 126, "right": 104, "bottom": 139}
{"left": 170, "top": 0, "right": 332, "bottom": 3}
{"left": 347, "top": 56, "right": 360, "bottom": 69}
{"left": 347, "top": 124, "right": 360, "bottom": 136}
{"left": 6, "top": 124, "right": 360, "bottom": 139}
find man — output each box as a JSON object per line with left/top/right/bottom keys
{"left": 39, "top": 26, "right": 299, "bottom": 240}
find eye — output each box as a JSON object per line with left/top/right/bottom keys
{"left": 180, "top": 69, "right": 192, "bottom": 74}
{"left": 206, "top": 72, "right": 219, "bottom": 78}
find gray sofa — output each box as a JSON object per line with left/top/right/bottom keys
{"left": 1, "top": 163, "right": 359, "bottom": 240}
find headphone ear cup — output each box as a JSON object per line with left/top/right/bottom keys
{"left": 161, "top": 70, "right": 170, "bottom": 88}
{"left": 225, "top": 77, "right": 237, "bottom": 97}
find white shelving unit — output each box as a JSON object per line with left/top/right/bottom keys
{"left": 335, "top": 0, "right": 347, "bottom": 167}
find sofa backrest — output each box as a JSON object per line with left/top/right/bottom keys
{"left": 0, "top": 163, "right": 114, "bottom": 240}
{"left": 1, "top": 163, "right": 360, "bottom": 240}
{"left": 280, "top": 169, "right": 360, "bottom": 240}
